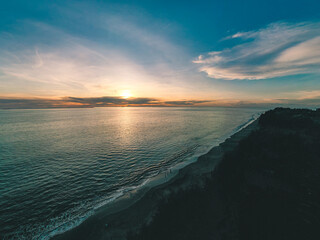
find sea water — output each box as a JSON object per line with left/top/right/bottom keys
{"left": 0, "top": 107, "right": 263, "bottom": 239}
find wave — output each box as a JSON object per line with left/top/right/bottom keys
{"left": 4, "top": 113, "right": 261, "bottom": 240}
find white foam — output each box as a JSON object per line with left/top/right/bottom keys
{"left": 6, "top": 113, "right": 261, "bottom": 240}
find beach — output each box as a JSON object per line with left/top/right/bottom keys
{"left": 52, "top": 117, "right": 259, "bottom": 240}
{"left": 129, "top": 108, "right": 320, "bottom": 240}
{"left": 2, "top": 1, "right": 319, "bottom": 239}
{"left": 0, "top": 107, "right": 261, "bottom": 239}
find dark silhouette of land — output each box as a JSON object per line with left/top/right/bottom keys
{"left": 53, "top": 108, "right": 320, "bottom": 240}
{"left": 129, "top": 108, "right": 320, "bottom": 240}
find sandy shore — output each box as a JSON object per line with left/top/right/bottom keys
{"left": 52, "top": 119, "right": 259, "bottom": 240}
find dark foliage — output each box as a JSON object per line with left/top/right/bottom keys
{"left": 129, "top": 108, "right": 320, "bottom": 240}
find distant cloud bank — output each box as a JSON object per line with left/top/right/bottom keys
{"left": 0, "top": 97, "right": 211, "bottom": 109}
{"left": 194, "top": 21, "right": 320, "bottom": 80}
{"left": 2, "top": 94, "right": 320, "bottom": 109}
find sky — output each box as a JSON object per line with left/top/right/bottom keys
{"left": 1, "top": 0, "right": 320, "bottom": 108}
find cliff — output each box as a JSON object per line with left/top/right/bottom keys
{"left": 130, "top": 108, "right": 320, "bottom": 240}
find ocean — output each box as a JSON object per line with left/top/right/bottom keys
{"left": 0, "top": 107, "right": 263, "bottom": 239}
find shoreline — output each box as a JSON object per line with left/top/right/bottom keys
{"left": 52, "top": 117, "right": 260, "bottom": 240}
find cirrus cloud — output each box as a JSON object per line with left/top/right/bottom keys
{"left": 194, "top": 21, "right": 320, "bottom": 80}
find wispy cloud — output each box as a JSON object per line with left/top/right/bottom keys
{"left": 0, "top": 9, "right": 193, "bottom": 98}
{"left": 194, "top": 21, "right": 320, "bottom": 80}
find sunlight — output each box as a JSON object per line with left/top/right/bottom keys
{"left": 120, "top": 90, "right": 132, "bottom": 99}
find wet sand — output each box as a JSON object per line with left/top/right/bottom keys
{"left": 52, "top": 119, "right": 259, "bottom": 240}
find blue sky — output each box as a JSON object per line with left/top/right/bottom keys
{"left": 1, "top": 0, "right": 320, "bottom": 108}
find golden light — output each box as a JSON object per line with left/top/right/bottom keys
{"left": 120, "top": 90, "right": 132, "bottom": 99}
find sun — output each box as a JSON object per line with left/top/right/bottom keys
{"left": 120, "top": 90, "right": 132, "bottom": 99}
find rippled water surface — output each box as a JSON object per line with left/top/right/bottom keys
{"left": 0, "top": 107, "right": 263, "bottom": 239}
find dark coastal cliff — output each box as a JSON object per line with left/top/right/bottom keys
{"left": 130, "top": 108, "right": 320, "bottom": 240}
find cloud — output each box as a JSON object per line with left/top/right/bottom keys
{"left": 66, "top": 96, "right": 159, "bottom": 106}
{"left": 2, "top": 94, "right": 320, "bottom": 109}
{"left": 164, "top": 100, "right": 210, "bottom": 106}
{"left": 194, "top": 21, "right": 320, "bottom": 80}
{"left": 0, "top": 96, "right": 211, "bottom": 109}
{"left": 0, "top": 10, "right": 193, "bottom": 98}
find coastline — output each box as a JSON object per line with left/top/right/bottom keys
{"left": 126, "top": 108, "right": 320, "bottom": 240}
{"left": 52, "top": 117, "right": 259, "bottom": 240}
